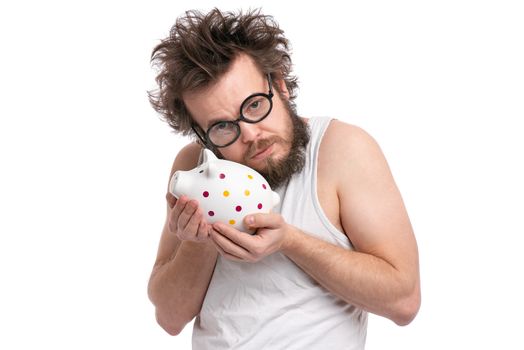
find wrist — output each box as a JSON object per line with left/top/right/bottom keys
{"left": 181, "top": 239, "right": 216, "bottom": 251}
{"left": 281, "top": 225, "right": 301, "bottom": 255}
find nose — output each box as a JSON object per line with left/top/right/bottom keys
{"left": 238, "top": 121, "right": 261, "bottom": 143}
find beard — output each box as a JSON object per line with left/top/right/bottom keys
{"left": 243, "top": 101, "right": 310, "bottom": 189}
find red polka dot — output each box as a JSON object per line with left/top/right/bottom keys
{"left": 235, "top": 206, "right": 242, "bottom": 212}
{"left": 208, "top": 211, "right": 215, "bottom": 216}
{"left": 262, "top": 184, "right": 267, "bottom": 189}
{"left": 219, "top": 173, "right": 225, "bottom": 179}
{"left": 203, "top": 191, "right": 209, "bottom": 197}
{"left": 257, "top": 203, "right": 263, "bottom": 209}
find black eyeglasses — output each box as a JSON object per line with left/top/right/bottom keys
{"left": 192, "top": 74, "right": 274, "bottom": 148}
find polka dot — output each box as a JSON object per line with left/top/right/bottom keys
{"left": 223, "top": 190, "right": 230, "bottom": 197}
{"left": 202, "top": 191, "right": 209, "bottom": 198}
{"left": 235, "top": 206, "right": 242, "bottom": 212}
{"left": 262, "top": 184, "right": 267, "bottom": 189}
{"left": 229, "top": 219, "right": 236, "bottom": 225}
{"left": 244, "top": 190, "right": 250, "bottom": 196}
{"left": 257, "top": 203, "right": 263, "bottom": 209}
{"left": 208, "top": 211, "right": 215, "bottom": 216}
{"left": 219, "top": 173, "right": 226, "bottom": 179}
{"left": 247, "top": 174, "right": 253, "bottom": 179}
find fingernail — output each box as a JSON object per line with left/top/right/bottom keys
{"left": 246, "top": 216, "right": 254, "bottom": 225}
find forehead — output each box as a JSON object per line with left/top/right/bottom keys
{"left": 183, "top": 54, "right": 266, "bottom": 128}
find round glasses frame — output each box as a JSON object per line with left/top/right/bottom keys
{"left": 191, "top": 74, "right": 274, "bottom": 148}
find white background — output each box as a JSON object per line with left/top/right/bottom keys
{"left": 1, "top": 1, "right": 523, "bottom": 349}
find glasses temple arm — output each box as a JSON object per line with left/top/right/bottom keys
{"left": 191, "top": 124, "right": 208, "bottom": 146}
{"left": 267, "top": 74, "right": 274, "bottom": 97}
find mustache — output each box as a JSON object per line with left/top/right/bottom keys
{"left": 243, "top": 136, "right": 287, "bottom": 161}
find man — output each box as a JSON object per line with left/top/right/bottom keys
{"left": 147, "top": 8, "right": 420, "bottom": 349}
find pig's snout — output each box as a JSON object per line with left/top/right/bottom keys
{"left": 169, "top": 171, "right": 183, "bottom": 198}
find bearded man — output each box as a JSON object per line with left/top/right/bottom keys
{"left": 147, "top": 8, "right": 420, "bottom": 350}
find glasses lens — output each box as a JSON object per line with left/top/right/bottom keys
{"left": 241, "top": 95, "right": 271, "bottom": 122}
{"left": 208, "top": 121, "right": 239, "bottom": 147}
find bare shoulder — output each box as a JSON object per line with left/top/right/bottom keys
{"left": 319, "top": 120, "right": 387, "bottom": 188}
{"left": 324, "top": 119, "right": 396, "bottom": 196}
{"left": 169, "top": 142, "right": 203, "bottom": 177}
{"left": 321, "top": 120, "right": 382, "bottom": 160}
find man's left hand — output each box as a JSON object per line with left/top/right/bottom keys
{"left": 210, "top": 213, "right": 295, "bottom": 262}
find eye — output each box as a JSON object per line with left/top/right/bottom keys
{"left": 210, "top": 121, "right": 236, "bottom": 137}
{"left": 242, "top": 96, "right": 268, "bottom": 118}
{"left": 214, "top": 121, "right": 229, "bottom": 130}
{"left": 249, "top": 100, "right": 261, "bottom": 110}
{"left": 247, "top": 98, "right": 266, "bottom": 112}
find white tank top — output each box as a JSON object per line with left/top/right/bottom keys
{"left": 192, "top": 117, "right": 367, "bottom": 350}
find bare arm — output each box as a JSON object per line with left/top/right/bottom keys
{"left": 283, "top": 123, "right": 420, "bottom": 324}
{"left": 282, "top": 230, "right": 419, "bottom": 325}
{"left": 147, "top": 143, "right": 219, "bottom": 335}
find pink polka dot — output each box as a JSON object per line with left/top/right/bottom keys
{"left": 257, "top": 203, "right": 263, "bottom": 209}
{"left": 219, "top": 173, "right": 225, "bottom": 179}
{"left": 203, "top": 191, "right": 209, "bottom": 198}
{"left": 262, "top": 184, "right": 267, "bottom": 189}
{"left": 208, "top": 211, "right": 215, "bottom": 216}
{"left": 235, "top": 205, "right": 242, "bottom": 212}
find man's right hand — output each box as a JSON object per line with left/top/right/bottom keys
{"left": 167, "top": 193, "right": 211, "bottom": 242}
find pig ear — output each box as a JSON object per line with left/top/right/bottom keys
{"left": 207, "top": 160, "right": 218, "bottom": 178}
{"left": 198, "top": 148, "right": 218, "bottom": 165}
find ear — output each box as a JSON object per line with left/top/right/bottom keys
{"left": 198, "top": 148, "right": 217, "bottom": 165}
{"left": 275, "top": 78, "right": 290, "bottom": 100}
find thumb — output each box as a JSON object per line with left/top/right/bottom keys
{"left": 166, "top": 192, "right": 177, "bottom": 209}
{"left": 244, "top": 212, "right": 283, "bottom": 230}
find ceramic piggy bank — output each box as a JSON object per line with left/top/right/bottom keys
{"left": 169, "top": 149, "right": 280, "bottom": 234}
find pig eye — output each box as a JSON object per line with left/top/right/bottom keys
{"left": 199, "top": 170, "right": 204, "bottom": 173}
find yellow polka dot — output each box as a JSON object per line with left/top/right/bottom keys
{"left": 247, "top": 174, "right": 253, "bottom": 179}
{"left": 229, "top": 219, "right": 236, "bottom": 225}
{"left": 244, "top": 190, "right": 250, "bottom": 196}
{"left": 223, "top": 190, "right": 230, "bottom": 197}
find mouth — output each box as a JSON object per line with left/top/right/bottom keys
{"left": 250, "top": 143, "right": 274, "bottom": 160}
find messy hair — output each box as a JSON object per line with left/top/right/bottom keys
{"left": 148, "top": 8, "right": 298, "bottom": 136}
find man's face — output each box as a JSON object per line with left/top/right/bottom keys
{"left": 184, "top": 54, "right": 309, "bottom": 188}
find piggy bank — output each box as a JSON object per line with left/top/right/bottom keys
{"left": 169, "top": 149, "right": 280, "bottom": 234}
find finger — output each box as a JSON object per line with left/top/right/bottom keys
{"left": 213, "top": 222, "right": 255, "bottom": 248}
{"left": 244, "top": 213, "right": 283, "bottom": 230}
{"left": 210, "top": 226, "right": 251, "bottom": 259}
{"left": 171, "top": 195, "right": 189, "bottom": 223}
{"left": 168, "top": 196, "right": 187, "bottom": 232}
{"left": 177, "top": 200, "right": 199, "bottom": 229}
{"left": 166, "top": 192, "right": 177, "bottom": 208}
{"left": 183, "top": 207, "right": 203, "bottom": 236}
{"left": 195, "top": 220, "right": 210, "bottom": 241}
{"left": 210, "top": 238, "right": 243, "bottom": 262}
